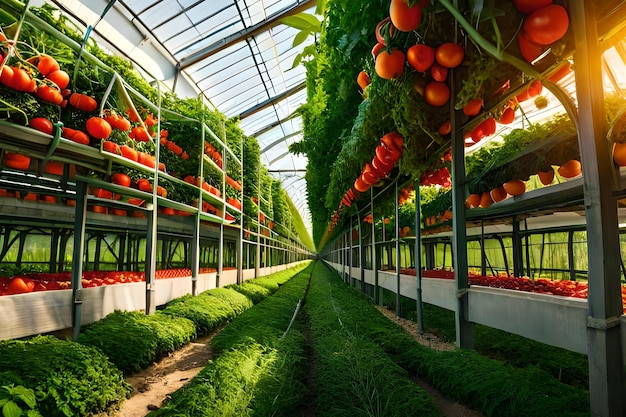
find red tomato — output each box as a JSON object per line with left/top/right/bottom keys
{"left": 137, "top": 178, "right": 152, "bottom": 192}
{"left": 111, "top": 172, "right": 131, "bottom": 187}
{"left": 498, "top": 107, "right": 515, "bottom": 124}
{"left": 523, "top": 4, "right": 569, "bottom": 45}
{"left": 104, "top": 113, "right": 131, "bottom": 131}
{"left": 430, "top": 63, "right": 448, "bottom": 82}
{"left": 463, "top": 98, "right": 483, "bottom": 117}
{"left": 120, "top": 145, "right": 139, "bottom": 162}
{"left": 390, "top": 0, "right": 423, "bottom": 32}
{"left": 380, "top": 131, "right": 404, "bottom": 152}
{"left": 7, "top": 277, "right": 34, "bottom": 294}
{"left": 438, "top": 120, "right": 451, "bottom": 135}
{"left": 37, "top": 54, "right": 60, "bottom": 76}
{"left": 513, "top": 0, "right": 552, "bottom": 14}
{"left": 138, "top": 152, "right": 156, "bottom": 168}
{"left": 28, "top": 117, "right": 54, "bottom": 134}
{"left": 46, "top": 69, "right": 70, "bottom": 89}
{"left": 518, "top": 32, "right": 546, "bottom": 64}
{"left": 527, "top": 79, "right": 543, "bottom": 97}
{"left": 435, "top": 43, "right": 465, "bottom": 68}
{"left": 35, "top": 85, "right": 64, "bottom": 105}
{"left": 479, "top": 117, "right": 497, "bottom": 136}
{"left": 354, "top": 176, "right": 370, "bottom": 193}
{"left": 424, "top": 81, "right": 450, "bottom": 107}
{"left": 357, "top": 70, "right": 370, "bottom": 90}
{"left": 102, "top": 140, "right": 119, "bottom": 153}
{"left": 407, "top": 44, "right": 435, "bottom": 72}
{"left": 4, "top": 152, "right": 31, "bottom": 170}
{"left": 130, "top": 126, "right": 152, "bottom": 142}
{"left": 85, "top": 117, "right": 112, "bottom": 139}
{"left": 10, "top": 67, "right": 35, "bottom": 92}
{"left": 375, "top": 48, "right": 405, "bottom": 79}
{"left": 0, "top": 65, "right": 14, "bottom": 87}
{"left": 69, "top": 93, "right": 98, "bottom": 112}
{"left": 165, "top": 141, "right": 183, "bottom": 155}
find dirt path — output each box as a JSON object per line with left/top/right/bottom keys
{"left": 112, "top": 332, "right": 219, "bottom": 417}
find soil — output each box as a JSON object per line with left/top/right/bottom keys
{"left": 109, "top": 309, "right": 482, "bottom": 417}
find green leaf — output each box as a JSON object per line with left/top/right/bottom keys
{"left": 291, "top": 53, "right": 303, "bottom": 69}
{"left": 10, "top": 387, "right": 35, "bottom": 410}
{"left": 292, "top": 30, "right": 311, "bottom": 48}
{"left": 315, "top": 0, "right": 327, "bottom": 16}
{"left": 281, "top": 13, "right": 321, "bottom": 32}
{"left": 25, "top": 411, "right": 42, "bottom": 417}
{"left": 2, "top": 400, "right": 22, "bottom": 417}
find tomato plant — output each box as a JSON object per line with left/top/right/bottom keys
{"left": 435, "top": 43, "right": 464, "bottom": 68}
{"left": 375, "top": 48, "right": 405, "bottom": 79}
{"left": 407, "top": 44, "right": 435, "bottom": 73}
{"left": 390, "top": 0, "right": 423, "bottom": 32}
{"left": 523, "top": 4, "right": 569, "bottom": 46}
{"left": 86, "top": 117, "right": 112, "bottom": 139}
{"left": 28, "top": 117, "right": 54, "bottom": 134}
{"left": 28, "top": 54, "right": 60, "bottom": 76}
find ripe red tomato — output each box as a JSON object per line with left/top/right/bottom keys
{"left": 104, "top": 113, "right": 131, "bottom": 131}
{"left": 111, "top": 172, "right": 131, "bottom": 187}
{"left": 430, "top": 63, "right": 448, "bottom": 82}
{"left": 523, "top": 4, "right": 569, "bottom": 45}
{"left": 375, "top": 48, "right": 406, "bottom": 79}
{"left": 438, "top": 120, "right": 451, "bottom": 135}
{"left": 380, "top": 131, "right": 404, "bottom": 152}
{"left": 102, "top": 140, "right": 119, "bottom": 154}
{"left": 120, "top": 145, "right": 139, "bottom": 161}
{"left": 4, "top": 152, "right": 31, "bottom": 170}
{"left": 28, "top": 54, "right": 60, "bottom": 76}
{"left": 424, "top": 81, "right": 450, "bottom": 107}
{"left": 35, "top": 85, "right": 64, "bottom": 105}
{"left": 513, "top": 0, "right": 552, "bottom": 14}
{"left": 8, "top": 277, "right": 34, "bottom": 294}
{"left": 357, "top": 71, "right": 370, "bottom": 90}
{"left": 10, "top": 67, "right": 35, "bottom": 92}
{"left": 137, "top": 178, "right": 152, "bottom": 192}
{"left": 407, "top": 44, "right": 435, "bottom": 72}
{"left": 517, "top": 31, "right": 546, "bottom": 63}
{"left": 498, "top": 107, "right": 515, "bottom": 124}
{"left": 0, "top": 65, "right": 14, "bottom": 87}
{"left": 86, "top": 117, "right": 112, "bottom": 139}
{"left": 435, "top": 43, "right": 465, "bottom": 68}
{"left": 130, "top": 126, "right": 152, "bottom": 142}
{"left": 463, "top": 98, "right": 483, "bottom": 117}
{"left": 527, "top": 79, "right": 543, "bottom": 97}
{"left": 69, "top": 93, "right": 98, "bottom": 112}
{"left": 46, "top": 69, "right": 70, "bottom": 89}
{"left": 28, "top": 117, "right": 54, "bottom": 134}
{"left": 390, "top": 0, "right": 423, "bottom": 32}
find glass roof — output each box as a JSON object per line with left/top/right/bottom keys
{"left": 46, "top": 0, "right": 314, "bottom": 231}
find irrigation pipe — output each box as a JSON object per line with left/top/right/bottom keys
{"left": 281, "top": 299, "right": 302, "bottom": 339}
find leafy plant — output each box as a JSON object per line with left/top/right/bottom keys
{"left": 0, "top": 384, "right": 42, "bottom": 417}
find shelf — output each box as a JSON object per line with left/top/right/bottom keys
{"left": 202, "top": 153, "right": 224, "bottom": 174}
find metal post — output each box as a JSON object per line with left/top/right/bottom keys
{"left": 450, "top": 59, "right": 474, "bottom": 348}
{"left": 349, "top": 214, "right": 353, "bottom": 286}
{"left": 71, "top": 181, "right": 87, "bottom": 341}
{"left": 415, "top": 181, "right": 424, "bottom": 333}
{"left": 512, "top": 216, "right": 523, "bottom": 278}
{"left": 395, "top": 181, "right": 401, "bottom": 317}
{"left": 371, "top": 188, "right": 378, "bottom": 304}
{"left": 567, "top": 230, "right": 575, "bottom": 281}
{"left": 191, "top": 212, "right": 200, "bottom": 295}
{"left": 358, "top": 210, "right": 365, "bottom": 293}
{"left": 572, "top": 2, "right": 624, "bottom": 415}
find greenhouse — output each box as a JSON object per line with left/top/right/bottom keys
{"left": 0, "top": 0, "right": 624, "bottom": 416}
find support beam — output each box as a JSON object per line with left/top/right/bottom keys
{"left": 572, "top": 2, "right": 625, "bottom": 416}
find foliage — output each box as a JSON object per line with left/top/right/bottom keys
{"left": 0, "top": 335, "right": 131, "bottom": 417}
{"left": 148, "top": 264, "right": 313, "bottom": 417}
{"left": 375, "top": 291, "right": 591, "bottom": 416}
{"left": 161, "top": 293, "right": 239, "bottom": 336}
{"left": 465, "top": 114, "right": 577, "bottom": 193}
{"left": 77, "top": 310, "right": 196, "bottom": 375}
{"left": 0, "top": 384, "right": 42, "bottom": 417}
{"left": 306, "top": 263, "right": 441, "bottom": 417}
{"left": 227, "top": 282, "right": 272, "bottom": 304}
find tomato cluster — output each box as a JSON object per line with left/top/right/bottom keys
{"left": 514, "top": 1, "right": 570, "bottom": 64}
{"left": 0, "top": 269, "right": 207, "bottom": 295}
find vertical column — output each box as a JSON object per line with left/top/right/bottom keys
{"left": 145, "top": 197, "right": 157, "bottom": 314}
{"left": 450, "top": 59, "right": 474, "bottom": 349}
{"left": 571, "top": 2, "right": 624, "bottom": 415}
{"left": 414, "top": 181, "right": 424, "bottom": 333}
{"left": 191, "top": 212, "right": 200, "bottom": 295}
{"left": 512, "top": 216, "right": 523, "bottom": 278}
{"left": 395, "top": 181, "right": 401, "bottom": 316}
{"left": 71, "top": 181, "right": 87, "bottom": 341}
{"left": 371, "top": 188, "right": 379, "bottom": 304}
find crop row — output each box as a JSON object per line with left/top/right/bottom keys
{"left": 0, "top": 261, "right": 310, "bottom": 416}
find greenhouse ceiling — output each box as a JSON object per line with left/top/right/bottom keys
{"left": 39, "top": 0, "right": 316, "bottom": 232}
